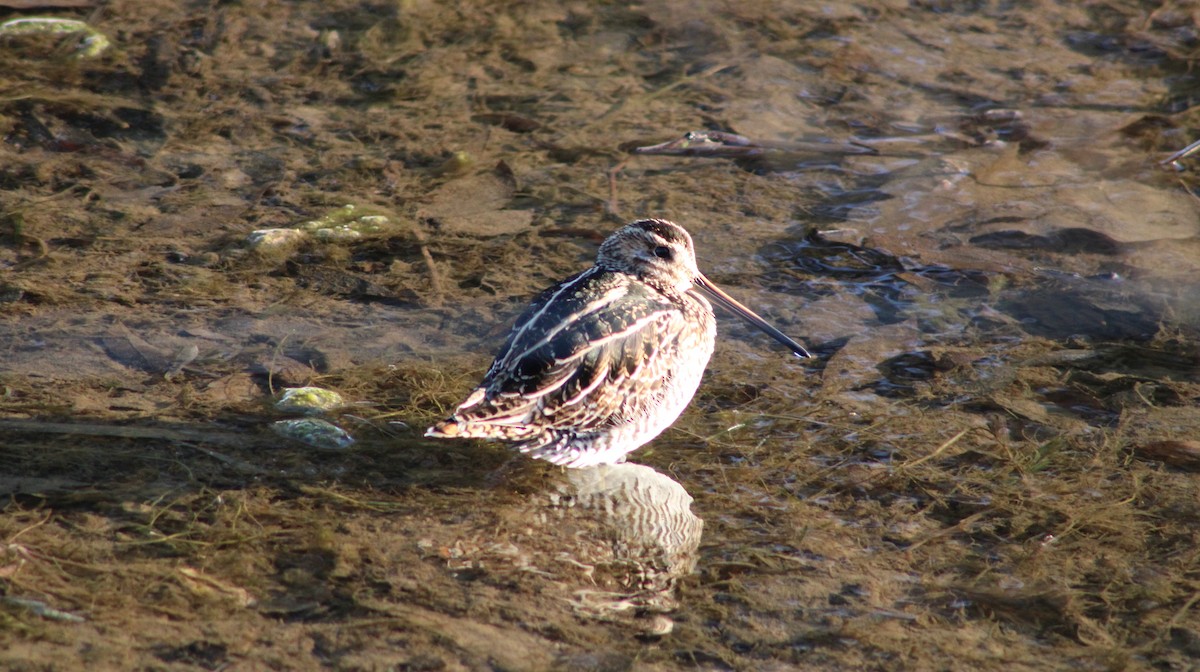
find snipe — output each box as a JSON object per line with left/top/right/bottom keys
{"left": 426, "top": 219, "right": 809, "bottom": 467}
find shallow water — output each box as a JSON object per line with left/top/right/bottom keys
{"left": 3, "top": 1, "right": 1200, "bottom": 670}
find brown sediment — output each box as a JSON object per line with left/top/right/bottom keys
{"left": 2, "top": 1, "right": 1200, "bottom": 669}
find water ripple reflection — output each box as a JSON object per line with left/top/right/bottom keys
{"left": 542, "top": 463, "right": 703, "bottom": 624}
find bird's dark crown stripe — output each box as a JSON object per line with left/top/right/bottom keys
{"left": 630, "top": 218, "right": 688, "bottom": 244}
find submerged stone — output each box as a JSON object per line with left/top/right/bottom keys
{"left": 246, "top": 228, "right": 307, "bottom": 253}
{"left": 298, "top": 204, "right": 393, "bottom": 240}
{"left": 275, "top": 387, "right": 346, "bottom": 415}
{"left": 271, "top": 418, "right": 355, "bottom": 450}
{"left": 0, "top": 17, "right": 111, "bottom": 59}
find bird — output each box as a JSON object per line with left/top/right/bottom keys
{"left": 425, "top": 218, "right": 810, "bottom": 468}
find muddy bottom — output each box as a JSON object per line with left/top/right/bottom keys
{"left": 3, "top": 1, "right": 1200, "bottom": 670}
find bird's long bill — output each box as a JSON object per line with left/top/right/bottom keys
{"left": 694, "top": 274, "right": 812, "bottom": 358}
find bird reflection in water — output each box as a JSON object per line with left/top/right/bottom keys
{"left": 440, "top": 463, "right": 702, "bottom": 635}
{"left": 547, "top": 463, "right": 703, "bottom": 629}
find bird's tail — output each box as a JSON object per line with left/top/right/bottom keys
{"left": 425, "top": 417, "right": 538, "bottom": 442}
{"left": 426, "top": 422, "right": 622, "bottom": 468}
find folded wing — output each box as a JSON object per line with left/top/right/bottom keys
{"left": 446, "top": 269, "right": 687, "bottom": 435}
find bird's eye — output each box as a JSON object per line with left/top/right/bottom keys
{"left": 653, "top": 245, "right": 673, "bottom": 260}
